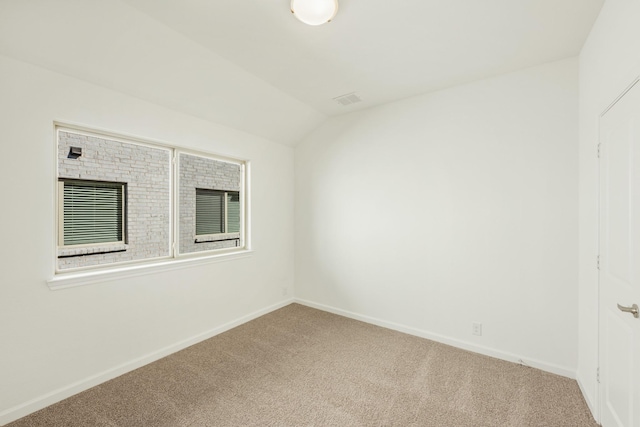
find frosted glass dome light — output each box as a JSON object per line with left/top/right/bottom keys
{"left": 291, "top": 0, "right": 339, "bottom": 26}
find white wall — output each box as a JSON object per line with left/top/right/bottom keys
{"left": 0, "top": 55, "right": 295, "bottom": 424}
{"left": 295, "top": 58, "right": 579, "bottom": 376}
{"left": 577, "top": 0, "right": 640, "bottom": 418}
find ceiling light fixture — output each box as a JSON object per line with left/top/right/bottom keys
{"left": 291, "top": 0, "right": 339, "bottom": 26}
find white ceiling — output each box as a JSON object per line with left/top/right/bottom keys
{"left": 0, "top": 0, "right": 603, "bottom": 145}
{"left": 123, "top": 0, "right": 603, "bottom": 116}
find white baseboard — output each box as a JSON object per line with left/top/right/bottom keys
{"left": 1, "top": 297, "right": 579, "bottom": 426}
{"left": 0, "top": 298, "right": 294, "bottom": 426}
{"left": 577, "top": 374, "right": 600, "bottom": 424}
{"left": 295, "top": 298, "right": 576, "bottom": 379}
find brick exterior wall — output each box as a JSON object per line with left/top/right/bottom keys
{"left": 57, "top": 131, "right": 171, "bottom": 270}
{"left": 178, "top": 153, "right": 241, "bottom": 254}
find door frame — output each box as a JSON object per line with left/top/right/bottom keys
{"left": 597, "top": 75, "right": 640, "bottom": 425}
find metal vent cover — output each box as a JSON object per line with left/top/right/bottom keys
{"left": 333, "top": 92, "right": 362, "bottom": 106}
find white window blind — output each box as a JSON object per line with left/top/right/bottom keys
{"left": 61, "top": 180, "right": 125, "bottom": 246}
{"left": 196, "top": 189, "right": 224, "bottom": 235}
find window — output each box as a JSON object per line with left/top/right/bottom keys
{"left": 178, "top": 153, "right": 243, "bottom": 254}
{"left": 196, "top": 189, "right": 240, "bottom": 236}
{"left": 227, "top": 192, "right": 241, "bottom": 233}
{"left": 55, "top": 126, "right": 247, "bottom": 274}
{"left": 59, "top": 180, "right": 125, "bottom": 246}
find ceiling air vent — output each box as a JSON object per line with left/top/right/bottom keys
{"left": 333, "top": 92, "right": 362, "bottom": 106}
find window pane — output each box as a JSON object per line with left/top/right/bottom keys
{"left": 63, "top": 181, "right": 123, "bottom": 245}
{"left": 227, "top": 192, "right": 240, "bottom": 233}
{"left": 196, "top": 189, "right": 224, "bottom": 235}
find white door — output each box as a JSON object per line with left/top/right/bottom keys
{"left": 599, "top": 79, "right": 640, "bottom": 427}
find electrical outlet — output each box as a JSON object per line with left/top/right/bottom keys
{"left": 472, "top": 322, "right": 482, "bottom": 336}
{"left": 282, "top": 286, "right": 289, "bottom": 296}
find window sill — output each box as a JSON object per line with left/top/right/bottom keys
{"left": 195, "top": 233, "right": 240, "bottom": 243}
{"left": 47, "top": 249, "right": 253, "bottom": 290}
{"left": 58, "top": 243, "right": 127, "bottom": 258}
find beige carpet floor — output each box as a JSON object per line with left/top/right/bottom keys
{"left": 8, "top": 304, "right": 597, "bottom": 427}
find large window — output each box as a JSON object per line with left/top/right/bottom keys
{"left": 56, "top": 126, "right": 247, "bottom": 274}
{"left": 59, "top": 180, "right": 125, "bottom": 246}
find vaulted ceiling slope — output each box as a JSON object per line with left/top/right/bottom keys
{"left": 0, "top": 0, "right": 603, "bottom": 146}
{"left": 0, "top": 0, "right": 326, "bottom": 146}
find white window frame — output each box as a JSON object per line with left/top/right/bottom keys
{"left": 50, "top": 123, "right": 251, "bottom": 289}
{"left": 194, "top": 189, "right": 241, "bottom": 240}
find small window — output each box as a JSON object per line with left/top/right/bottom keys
{"left": 59, "top": 180, "right": 125, "bottom": 246}
{"left": 195, "top": 189, "right": 240, "bottom": 236}
{"left": 226, "top": 192, "right": 240, "bottom": 233}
